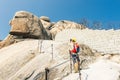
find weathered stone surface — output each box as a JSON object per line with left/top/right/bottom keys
{"left": 0, "top": 40, "right": 38, "bottom": 80}
{"left": 50, "top": 20, "right": 86, "bottom": 39}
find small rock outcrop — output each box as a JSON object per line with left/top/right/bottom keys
{"left": 0, "top": 35, "right": 15, "bottom": 48}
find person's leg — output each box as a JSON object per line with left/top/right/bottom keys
{"left": 76, "top": 54, "right": 81, "bottom": 70}
{"left": 72, "top": 54, "right": 79, "bottom": 73}
{"left": 77, "top": 57, "right": 80, "bottom": 62}
{"left": 72, "top": 54, "right": 76, "bottom": 64}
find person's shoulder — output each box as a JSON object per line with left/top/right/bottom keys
{"left": 76, "top": 43, "right": 80, "bottom": 46}
{"left": 76, "top": 42, "right": 79, "bottom": 44}
{"left": 75, "top": 43, "right": 79, "bottom": 46}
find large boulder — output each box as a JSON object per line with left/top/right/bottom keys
{"left": 9, "top": 11, "right": 51, "bottom": 39}
{"left": 0, "top": 11, "right": 52, "bottom": 49}
{"left": 50, "top": 20, "right": 86, "bottom": 39}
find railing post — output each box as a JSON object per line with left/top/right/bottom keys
{"left": 40, "top": 40, "right": 43, "bottom": 53}
{"left": 45, "top": 67, "right": 49, "bottom": 80}
{"left": 51, "top": 44, "right": 53, "bottom": 60}
{"left": 37, "top": 40, "right": 40, "bottom": 53}
{"left": 69, "top": 50, "right": 72, "bottom": 73}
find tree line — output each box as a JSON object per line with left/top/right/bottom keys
{"left": 77, "top": 18, "right": 120, "bottom": 30}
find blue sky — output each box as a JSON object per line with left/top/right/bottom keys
{"left": 0, "top": 0, "right": 120, "bottom": 40}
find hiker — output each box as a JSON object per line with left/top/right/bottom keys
{"left": 69, "top": 38, "right": 80, "bottom": 72}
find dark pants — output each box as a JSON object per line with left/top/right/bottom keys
{"left": 71, "top": 53, "right": 80, "bottom": 64}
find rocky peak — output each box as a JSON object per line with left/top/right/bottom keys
{"left": 0, "top": 11, "right": 86, "bottom": 49}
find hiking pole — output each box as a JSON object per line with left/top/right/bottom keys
{"left": 78, "top": 59, "right": 86, "bottom": 80}
{"left": 37, "top": 40, "right": 40, "bottom": 53}
{"left": 69, "top": 50, "right": 72, "bottom": 73}
{"left": 45, "top": 67, "right": 49, "bottom": 80}
{"left": 78, "top": 62, "right": 81, "bottom": 80}
{"left": 77, "top": 54, "right": 81, "bottom": 80}
{"left": 51, "top": 44, "right": 53, "bottom": 60}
